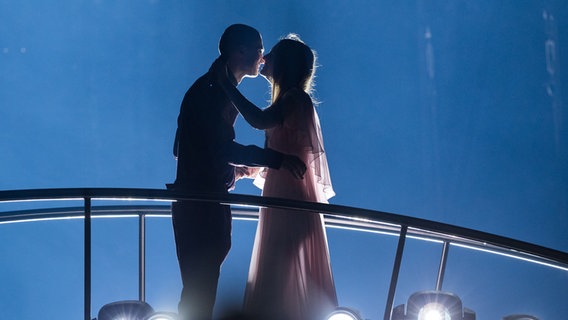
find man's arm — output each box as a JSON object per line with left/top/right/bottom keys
{"left": 212, "top": 58, "right": 283, "bottom": 129}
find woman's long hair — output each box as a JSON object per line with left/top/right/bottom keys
{"left": 270, "top": 34, "right": 317, "bottom": 102}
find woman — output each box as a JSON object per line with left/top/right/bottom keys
{"left": 217, "top": 34, "right": 337, "bottom": 320}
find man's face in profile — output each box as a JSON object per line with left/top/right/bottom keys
{"left": 242, "top": 38, "right": 265, "bottom": 78}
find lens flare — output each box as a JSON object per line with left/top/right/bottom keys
{"left": 418, "top": 302, "right": 451, "bottom": 320}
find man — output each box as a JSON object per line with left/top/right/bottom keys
{"left": 169, "top": 24, "right": 306, "bottom": 320}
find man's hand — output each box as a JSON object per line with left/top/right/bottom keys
{"left": 235, "top": 166, "right": 262, "bottom": 181}
{"left": 281, "top": 155, "right": 307, "bottom": 179}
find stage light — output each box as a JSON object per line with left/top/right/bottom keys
{"left": 96, "top": 300, "right": 154, "bottom": 320}
{"left": 327, "top": 307, "right": 363, "bottom": 320}
{"left": 418, "top": 302, "right": 450, "bottom": 320}
{"left": 95, "top": 300, "right": 178, "bottom": 320}
{"left": 391, "top": 291, "right": 476, "bottom": 320}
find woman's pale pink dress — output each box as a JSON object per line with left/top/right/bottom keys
{"left": 244, "top": 90, "right": 337, "bottom": 320}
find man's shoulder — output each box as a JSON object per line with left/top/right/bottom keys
{"left": 187, "top": 72, "right": 213, "bottom": 92}
{"left": 181, "top": 72, "right": 216, "bottom": 104}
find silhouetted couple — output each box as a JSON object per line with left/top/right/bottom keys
{"left": 169, "top": 24, "right": 337, "bottom": 320}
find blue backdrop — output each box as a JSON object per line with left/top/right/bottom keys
{"left": 1, "top": 1, "right": 567, "bottom": 319}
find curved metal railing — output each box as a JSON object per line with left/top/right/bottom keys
{"left": 1, "top": 188, "right": 567, "bottom": 320}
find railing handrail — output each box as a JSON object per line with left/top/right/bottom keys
{"left": 1, "top": 187, "right": 567, "bottom": 269}
{"left": 2, "top": 187, "right": 568, "bottom": 320}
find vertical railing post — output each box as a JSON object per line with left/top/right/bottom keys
{"left": 435, "top": 241, "right": 450, "bottom": 291}
{"left": 139, "top": 212, "right": 146, "bottom": 302}
{"left": 84, "top": 197, "right": 92, "bottom": 320}
{"left": 384, "top": 225, "right": 408, "bottom": 320}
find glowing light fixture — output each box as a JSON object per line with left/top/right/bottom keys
{"left": 96, "top": 300, "right": 154, "bottom": 320}
{"left": 95, "top": 300, "right": 177, "bottom": 320}
{"left": 418, "top": 302, "right": 451, "bottom": 320}
{"left": 327, "top": 307, "right": 363, "bottom": 320}
{"left": 391, "top": 291, "right": 475, "bottom": 320}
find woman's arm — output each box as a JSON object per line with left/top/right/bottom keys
{"left": 213, "top": 60, "right": 283, "bottom": 129}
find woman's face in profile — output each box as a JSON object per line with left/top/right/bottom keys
{"left": 260, "top": 50, "right": 274, "bottom": 80}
